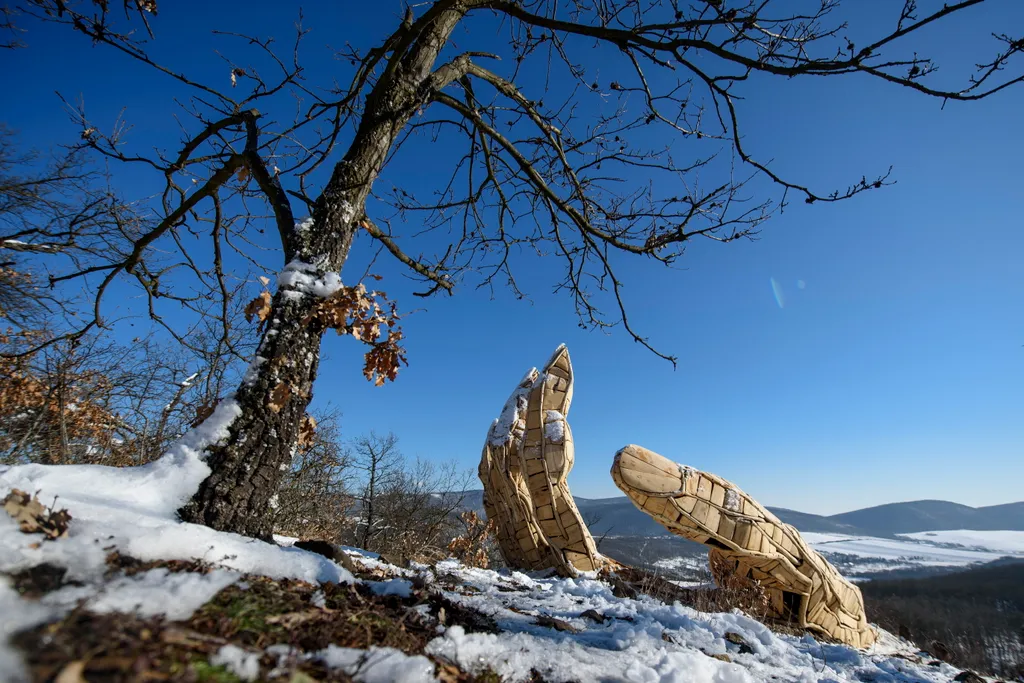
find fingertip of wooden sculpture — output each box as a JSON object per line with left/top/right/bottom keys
{"left": 612, "top": 445, "right": 686, "bottom": 495}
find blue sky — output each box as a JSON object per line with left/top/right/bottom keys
{"left": 3, "top": 1, "right": 1022, "bottom": 515}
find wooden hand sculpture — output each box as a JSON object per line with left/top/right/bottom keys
{"left": 479, "top": 345, "right": 604, "bottom": 576}
{"left": 478, "top": 367, "right": 551, "bottom": 571}
{"left": 611, "top": 444, "right": 876, "bottom": 649}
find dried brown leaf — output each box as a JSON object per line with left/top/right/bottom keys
{"left": 3, "top": 489, "right": 72, "bottom": 539}
{"left": 268, "top": 382, "right": 292, "bottom": 414}
{"left": 244, "top": 291, "right": 272, "bottom": 324}
{"left": 435, "top": 662, "right": 466, "bottom": 683}
{"left": 46, "top": 509, "right": 73, "bottom": 538}
{"left": 297, "top": 414, "right": 317, "bottom": 448}
{"left": 193, "top": 403, "right": 216, "bottom": 426}
{"left": 300, "top": 279, "right": 408, "bottom": 385}
{"left": 362, "top": 329, "right": 407, "bottom": 386}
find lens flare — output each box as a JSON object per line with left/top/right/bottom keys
{"left": 770, "top": 277, "right": 785, "bottom": 308}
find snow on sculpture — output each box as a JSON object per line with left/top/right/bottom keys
{"left": 478, "top": 345, "right": 605, "bottom": 576}
{"left": 610, "top": 444, "right": 876, "bottom": 648}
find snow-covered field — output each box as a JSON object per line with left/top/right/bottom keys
{"left": 0, "top": 447, "right": 992, "bottom": 682}
{"left": 653, "top": 555, "right": 708, "bottom": 574}
{"left": 802, "top": 531, "right": 1024, "bottom": 576}
{"left": 898, "top": 530, "right": 1024, "bottom": 555}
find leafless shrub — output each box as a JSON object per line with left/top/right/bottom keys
{"left": 346, "top": 431, "right": 471, "bottom": 563}
{"left": 608, "top": 561, "right": 774, "bottom": 625}
{"left": 0, "top": 329, "right": 244, "bottom": 467}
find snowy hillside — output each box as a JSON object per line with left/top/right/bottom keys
{"left": 0, "top": 458, "right": 991, "bottom": 683}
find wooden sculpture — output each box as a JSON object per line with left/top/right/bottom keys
{"left": 611, "top": 444, "right": 876, "bottom": 648}
{"left": 479, "top": 345, "right": 604, "bottom": 576}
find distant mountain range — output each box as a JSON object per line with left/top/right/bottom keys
{"left": 459, "top": 490, "right": 1024, "bottom": 538}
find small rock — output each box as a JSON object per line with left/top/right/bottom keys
{"left": 605, "top": 573, "right": 638, "bottom": 599}
{"left": 953, "top": 672, "right": 985, "bottom": 683}
{"left": 724, "top": 631, "right": 754, "bottom": 654}
{"left": 702, "top": 650, "right": 731, "bottom": 663}
{"left": 581, "top": 609, "right": 607, "bottom": 624}
{"left": 429, "top": 593, "right": 499, "bottom": 634}
{"left": 292, "top": 539, "right": 358, "bottom": 574}
{"left": 378, "top": 552, "right": 410, "bottom": 568}
{"left": 536, "top": 614, "right": 581, "bottom": 633}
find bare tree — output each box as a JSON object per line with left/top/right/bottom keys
{"left": 348, "top": 431, "right": 470, "bottom": 559}
{"left": 7, "top": 0, "right": 1022, "bottom": 537}
{"left": 0, "top": 6, "right": 21, "bottom": 49}
{"left": 351, "top": 431, "right": 404, "bottom": 551}
{"left": 371, "top": 456, "right": 472, "bottom": 560}
{"left": 0, "top": 125, "right": 129, "bottom": 332}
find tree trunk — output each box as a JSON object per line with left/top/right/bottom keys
{"left": 176, "top": 287, "right": 328, "bottom": 538}
{"left": 178, "top": 4, "right": 468, "bottom": 538}
{"left": 178, "top": 138, "right": 367, "bottom": 539}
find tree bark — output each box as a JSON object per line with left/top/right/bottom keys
{"left": 177, "top": 288, "right": 326, "bottom": 538}
{"left": 179, "top": 4, "right": 469, "bottom": 538}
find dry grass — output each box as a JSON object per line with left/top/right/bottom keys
{"left": 603, "top": 564, "right": 816, "bottom": 641}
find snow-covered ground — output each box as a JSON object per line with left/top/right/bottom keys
{"left": 424, "top": 561, "right": 956, "bottom": 683}
{"left": 0, "top": 451, "right": 999, "bottom": 682}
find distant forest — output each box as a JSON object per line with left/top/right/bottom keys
{"left": 861, "top": 559, "right": 1024, "bottom": 679}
